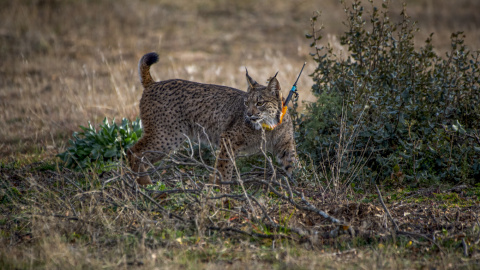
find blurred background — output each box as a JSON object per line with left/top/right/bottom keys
{"left": 1, "top": 0, "right": 479, "bottom": 158}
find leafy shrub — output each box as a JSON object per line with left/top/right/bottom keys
{"left": 296, "top": 1, "right": 480, "bottom": 185}
{"left": 58, "top": 118, "right": 142, "bottom": 171}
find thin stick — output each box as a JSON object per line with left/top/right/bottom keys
{"left": 462, "top": 238, "right": 468, "bottom": 257}
{"left": 375, "top": 184, "right": 399, "bottom": 231}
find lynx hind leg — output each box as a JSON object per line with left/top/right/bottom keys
{"left": 211, "top": 136, "right": 241, "bottom": 186}
{"left": 128, "top": 131, "right": 185, "bottom": 185}
{"left": 127, "top": 137, "right": 162, "bottom": 185}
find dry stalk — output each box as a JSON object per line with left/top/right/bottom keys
{"left": 375, "top": 184, "right": 399, "bottom": 231}
{"left": 317, "top": 101, "right": 371, "bottom": 201}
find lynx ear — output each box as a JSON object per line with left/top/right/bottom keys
{"left": 245, "top": 68, "right": 257, "bottom": 91}
{"left": 267, "top": 73, "right": 281, "bottom": 95}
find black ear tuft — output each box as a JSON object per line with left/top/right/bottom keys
{"left": 272, "top": 71, "right": 279, "bottom": 79}
{"left": 267, "top": 76, "right": 281, "bottom": 93}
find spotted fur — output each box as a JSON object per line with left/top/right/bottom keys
{"left": 128, "top": 52, "right": 297, "bottom": 185}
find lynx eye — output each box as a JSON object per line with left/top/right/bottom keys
{"left": 256, "top": 101, "right": 265, "bottom": 107}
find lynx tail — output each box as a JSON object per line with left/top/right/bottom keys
{"left": 138, "top": 52, "right": 159, "bottom": 87}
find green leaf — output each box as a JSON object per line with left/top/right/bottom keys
{"left": 104, "top": 149, "right": 118, "bottom": 158}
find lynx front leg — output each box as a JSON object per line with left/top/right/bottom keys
{"left": 275, "top": 138, "right": 298, "bottom": 180}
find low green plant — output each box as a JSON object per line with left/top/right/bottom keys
{"left": 296, "top": 0, "right": 480, "bottom": 186}
{"left": 57, "top": 117, "right": 142, "bottom": 171}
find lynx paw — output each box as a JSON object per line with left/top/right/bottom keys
{"left": 136, "top": 175, "right": 153, "bottom": 186}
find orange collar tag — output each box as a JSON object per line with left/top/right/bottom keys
{"left": 261, "top": 105, "right": 288, "bottom": 131}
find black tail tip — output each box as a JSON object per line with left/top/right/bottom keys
{"left": 143, "top": 52, "right": 159, "bottom": 66}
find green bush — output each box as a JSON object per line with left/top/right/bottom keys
{"left": 57, "top": 118, "right": 142, "bottom": 171}
{"left": 296, "top": 1, "right": 480, "bottom": 185}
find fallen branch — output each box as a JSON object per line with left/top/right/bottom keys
{"left": 207, "top": 226, "right": 294, "bottom": 241}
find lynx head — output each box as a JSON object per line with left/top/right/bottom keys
{"left": 244, "top": 70, "right": 284, "bottom": 130}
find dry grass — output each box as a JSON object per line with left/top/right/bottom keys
{"left": 1, "top": 0, "right": 480, "bottom": 269}
{"left": 1, "top": 159, "right": 479, "bottom": 269}
{"left": 1, "top": 0, "right": 480, "bottom": 158}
